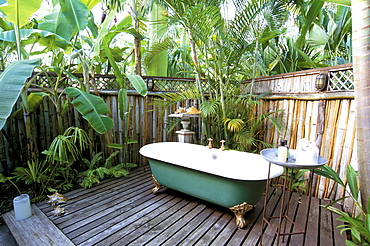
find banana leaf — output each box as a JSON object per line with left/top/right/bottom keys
{"left": 118, "top": 88, "right": 127, "bottom": 121}
{"left": 0, "top": 58, "right": 41, "bottom": 130}
{"left": 0, "top": 0, "right": 42, "bottom": 27}
{"left": 65, "top": 87, "right": 114, "bottom": 134}
{"left": 323, "top": 0, "right": 350, "bottom": 6}
{"left": 0, "top": 29, "right": 71, "bottom": 49}
{"left": 79, "top": 0, "right": 100, "bottom": 11}
{"left": 127, "top": 74, "right": 147, "bottom": 96}
{"left": 59, "top": 0, "right": 89, "bottom": 32}
{"left": 11, "top": 92, "right": 47, "bottom": 119}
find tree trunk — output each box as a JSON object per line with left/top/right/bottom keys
{"left": 134, "top": 35, "right": 142, "bottom": 75}
{"left": 129, "top": 1, "right": 142, "bottom": 76}
{"left": 352, "top": 0, "right": 370, "bottom": 209}
{"left": 147, "top": 3, "right": 168, "bottom": 76}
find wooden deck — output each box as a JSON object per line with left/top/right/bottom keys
{"left": 8, "top": 167, "right": 347, "bottom": 245}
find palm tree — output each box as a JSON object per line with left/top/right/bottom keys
{"left": 325, "top": 0, "right": 370, "bottom": 210}
{"left": 152, "top": 0, "right": 286, "bottom": 149}
{"left": 351, "top": 0, "right": 370, "bottom": 209}
{"left": 307, "top": 4, "right": 352, "bottom": 65}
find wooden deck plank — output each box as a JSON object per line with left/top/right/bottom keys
{"left": 278, "top": 191, "right": 302, "bottom": 246}
{"left": 332, "top": 202, "right": 348, "bottom": 246}
{"left": 61, "top": 181, "right": 154, "bottom": 234}
{"left": 288, "top": 193, "right": 310, "bottom": 246}
{"left": 320, "top": 199, "right": 334, "bottom": 245}
{"left": 92, "top": 194, "right": 182, "bottom": 245}
{"left": 144, "top": 203, "right": 208, "bottom": 245}
{"left": 178, "top": 210, "right": 224, "bottom": 245}
{"left": 42, "top": 171, "right": 152, "bottom": 220}
{"left": 164, "top": 207, "right": 215, "bottom": 245}
{"left": 207, "top": 190, "right": 284, "bottom": 246}
{"left": 195, "top": 212, "right": 233, "bottom": 245}
{"left": 2, "top": 167, "right": 344, "bottom": 246}
{"left": 110, "top": 197, "right": 190, "bottom": 245}
{"left": 66, "top": 188, "right": 156, "bottom": 240}
{"left": 260, "top": 187, "right": 286, "bottom": 246}
{"left": 209, "top": 217, "right": 237, "bottom": 246}
{"left": 241, "top": 187, "right": 283, "bottom": 246}
{"left": 2, "top": 204, "right": 74, "bottom": 246}
{"left": 37, "top": 167, "right": 151, "bottom": 211}
{"left": 75, "top": 193, "right": 174, "bottom": 245}
{"left": 304, "top": 196, "right": 320, "bottom": 246}
{"left": 127, "top": 200, "right": 203, "bottom": 245}
{"left": 227, "top": 189, "right": 273, "bottom": 246}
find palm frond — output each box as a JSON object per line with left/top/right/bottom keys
{"left": 223, "top": 118, "right": 244, "bottom": 132}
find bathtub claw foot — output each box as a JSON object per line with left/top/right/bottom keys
{"left": 151, "top": 175, "right": 164, "bottom": 194}
{"left": 230, "top": 202, "right": 256, "bottom": 229}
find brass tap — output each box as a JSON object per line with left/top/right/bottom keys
{"left": 207, "top": 138, "right": 213, "bottom": 149}
{"left": 220, "top": 140, "right": 226, "bottom": 151}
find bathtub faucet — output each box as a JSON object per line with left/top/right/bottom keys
{"left": 207, "top": 138, "right": 213, "bottom": 149}
{"left": 220, "top": 140, "right": 226, "bottom": 151}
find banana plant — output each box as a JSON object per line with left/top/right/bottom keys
{"left": 65, "top": 87, "right": 114, "bottom": 134}
{"left": 0, "top": 0, "right": 43, "bottom": 59}
{"left": 0, "top": 59, "right": 41, "bottom": 130}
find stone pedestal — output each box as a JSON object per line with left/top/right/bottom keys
{"left": 175, "top": 130, "right": 195, "bottom": 143}
{"left": 168, "top": 114, "right": 199, "bottom": 143}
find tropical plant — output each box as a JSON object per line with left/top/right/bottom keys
{"left": 307, "top": 4, "right": 352, "bottom": 65}
{"left": 11, "top": 159, "right": 49, "bottom": 200}
{"left": 0, "top": 0, "right": 43, "bottom": 59}
{"left": 0, "top": 173, "right": 21, "bottom": 195}
{"left": 43, "top": 126, "right": 90, "bottom": 164}
{"left": 0, "top": 59, "right": 41, "bottom": 160}
{"left": 151, "top": 0, "right": 286, "bottom": 150}
{"left": 315, "top": 165, "right": 370, "bottom": 245}
{"left": 41, "top": 126, "right": 90, "bottom": 192}
{"left": 153, "top": 88, "right": 284, "bottom": 152}
{"left": 78, "top": 151, "right": 136, "bottom": 188}
{"left": 65, "top": 87, "right": 115, "bottom": 134}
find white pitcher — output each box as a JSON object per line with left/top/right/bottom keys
{"left": 13, "top": 194, "right": 32, "bottom": 220}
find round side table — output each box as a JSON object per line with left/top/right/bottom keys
{"left": 260, "top": 148, "right": 328, "bottom": 245}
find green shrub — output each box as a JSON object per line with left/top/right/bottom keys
{"left": 78, "top": 151, "right": 136, "bottom": 188}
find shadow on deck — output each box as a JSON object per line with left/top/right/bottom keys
{"left": 5, "top": 167, "right": 347, "bottom": 245}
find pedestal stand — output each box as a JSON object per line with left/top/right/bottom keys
{"left": 260, "top": 148, "right": 328, "bottom": 245}
{"left": 168, "top": 114, "right": 200, "bottom": 143}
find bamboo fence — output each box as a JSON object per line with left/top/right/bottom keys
{"left": 0, "top": 64, "right": 356, "bottom": 210}
{"left": 247, "top": 64, "right": 356, "bottom": 211}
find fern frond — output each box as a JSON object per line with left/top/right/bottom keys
{"left": 105, "top": 151, "right": 119, "bottom": 168}
{"left": 90, "top": 152, "right": 103, "bottom": 169}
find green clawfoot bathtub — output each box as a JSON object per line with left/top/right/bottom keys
{"left": 139, "top": 142, "right": 283, "bottom": 228}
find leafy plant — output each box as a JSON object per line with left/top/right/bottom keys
{"left": 0, "top": 59, "right": 40, "bottom": 130}
{"left": 0, "top": 173, "right": 21, "bottom": 195}
{"left": 278, "top": 168, "right": 309, "bottom": 193}
{"left": 153, "top": 88, "right": 284, "bottom": 152}
{"left": 314, "top": 165, "right": 370, "bottom": 245}
{"left": 78, "top": 151, "right": 136, "bottom": 188}
{"left": 65, "top": 88, "right": 114, "bottom": 134}
{"left": 41, "top": 126, "right": 90, "bottom": 192}
{"left": 11, "top": 159, "right": 49, "bottom": 200}
{"left": 43, "top": 126, "right": 90, "bottom": 164}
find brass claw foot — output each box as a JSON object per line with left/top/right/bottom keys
{"left": 230, "top": 202, "right": 256, "bottom": 229}
{"left": 151, "top": 175, "right": 164, "bottom": 194}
